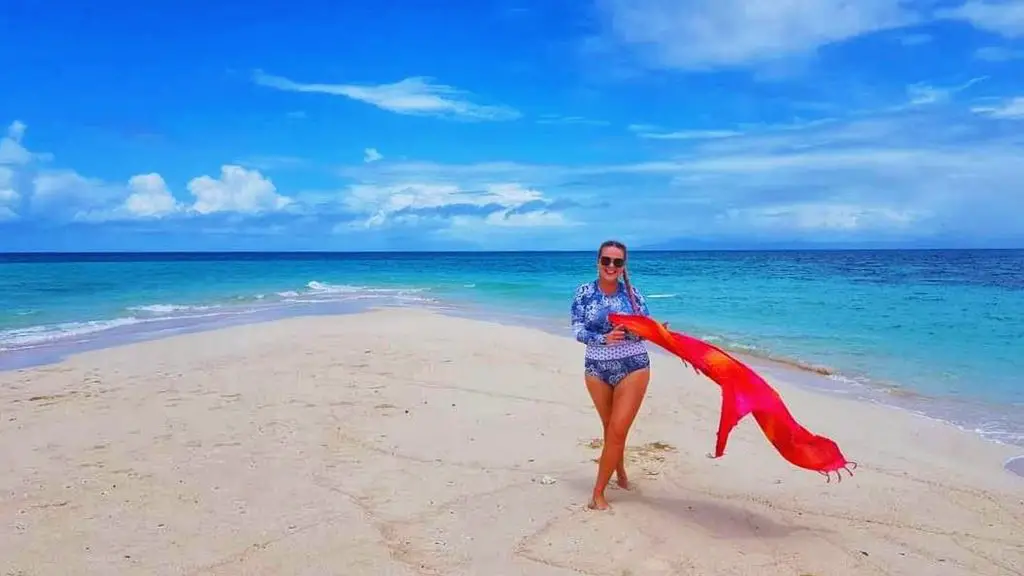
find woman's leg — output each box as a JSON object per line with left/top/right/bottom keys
{"left": 584, "top": 376, "right": 629, "bottom": 488}
{"left": 590, "top": 366, "right": 651, "bottom": 510}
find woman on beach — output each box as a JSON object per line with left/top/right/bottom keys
{"left": 570, "top": 239, "right": 654, "bottom": 510}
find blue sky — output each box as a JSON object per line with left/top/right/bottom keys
{"left": 1, "top": 0, "right": 1023, "bottom": 251}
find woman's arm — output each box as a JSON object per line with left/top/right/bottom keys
{"left": 571, "top": 284, "right": 607, "bottom": 346}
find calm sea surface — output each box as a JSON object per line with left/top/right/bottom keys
{"left": 2, "top": 250, "right": 1022, "bottom": 447}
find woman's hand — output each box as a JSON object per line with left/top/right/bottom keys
{"left": 605, "top": 326, "right": 627, "bottom": 344}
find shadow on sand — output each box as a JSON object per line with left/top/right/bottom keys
{"left": 640, "top": 494, "right": 810, "bottom": 539}
{"left": 565, "top": 475, "right": 813, "bottom": 540}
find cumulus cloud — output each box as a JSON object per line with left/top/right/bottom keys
{"left": 252, "top": 70, "right": 521, "bottom": 121}
{"left": 188, "top": 165, "right": 293, "bottom": 215}
{"left": 0, "top": 168, "right": 18, "bottom": 221}
{"left": 123, "top": 174, "right": 181, "bottom": 218}
{"left": 71, "top": 173, "right": 182, "bottom": 222}
{"left": 31, "top": 170, "right": 128, "bottom": 220}
{"left": 0, "top": 119, "right": 576, "bottom": 244}
{"left": 32, "top": 165, "right": 293, "bottom": 222}
{"left": 1, "top": 121, "right": 295, "bottom": 223}
{"left": 0, "top": 120, "right": 35, "bottom": 165}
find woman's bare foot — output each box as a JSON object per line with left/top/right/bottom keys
{"left": 615, "top": 464, "right": 632, "bottom": 490}
{"left": 588, "top": 493, "right": 610, "bottom": 510}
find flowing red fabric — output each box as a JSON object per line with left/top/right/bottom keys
{"left": 608, "top": 313, "right": 857, "bottom": 481}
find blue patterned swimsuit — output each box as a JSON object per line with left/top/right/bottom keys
{"left": 570, "top": 280, "right": 651, "bottom": 386}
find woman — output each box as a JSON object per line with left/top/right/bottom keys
{"left": 570, "top": 239, "right": 654, "bottom": 510}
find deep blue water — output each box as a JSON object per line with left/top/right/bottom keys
{"left": 2, "top": 250, "right": 1022, "bottom": 446}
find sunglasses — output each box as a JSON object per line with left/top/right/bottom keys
{"left": 599, "top": 256, "right": 625, "bottom": 268}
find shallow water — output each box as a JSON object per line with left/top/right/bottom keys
{"left": 2, "top": 250, "right": 1022, "bottom": 452}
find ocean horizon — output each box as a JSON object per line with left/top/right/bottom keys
{"left": 2, "top": 249, "right": 1022, "bottom": 451}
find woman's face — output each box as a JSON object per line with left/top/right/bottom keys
{"left": 597, "top": 245, "right": 626, "bottom": 283}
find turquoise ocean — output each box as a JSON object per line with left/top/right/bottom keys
{"left": 1, "top": 250, "right": 1022, "bottom": 452}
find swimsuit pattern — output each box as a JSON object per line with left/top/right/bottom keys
{"left": 570, "top": 280, "right": 652, "bottom": 385}
{"left": 584, "top": 354, "right": 652, "bottom": 386}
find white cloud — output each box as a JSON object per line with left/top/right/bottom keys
{"left": 905, "top": 76, "right": 987, "bottom": 106}
{"left": 0, "top": 120, "right": 35, "bottom": 165}
{"left": 536, "top": 114, "right": 610, "bottom": 126}
{"left": 252, "top": 70, "right": 521, "bottom": 121}
{"left": 0, "top": 167, "right": 18, "bottom": 221}
{"left": 444, "top": 210, "right": 575, "bottom": 243}
{"left": 481, "top": 210, "right": 571, "bottom": 227}
{"left": 60, "top": 173, "right": 182, "bottom": 223}
{"left": 6, "top": 89, "right": 1023, "bottom": 247}
{"left": 337, "top": 103, "right": 1024, "bottom": 244}
{"left": 335, "top": 181, "right": 571, "bottom": 231}
{"left": 593, "top": 0, "right": 919, "bottom": 69}
{"left": 974, "top": 45, "right": 1024, "bottom": 60}
{"left": 123, "top": 174, "right": 181, "bottom": 218}
{"left": 32, "top": 170, "right": 124, "bottom": 212}
{"left": 630, "top": 124, "right": 744, "bottom": 140}
{"left": 592, "top": 1, "right": 1024, "bottom": 73}
{"left": 939, "top": 1, "right": 1024, "bottom": 38}
{"left": 0, "top": 168, "right": 15, "bottom": 194}
{"left": 2, "top": 121, "right": 298, "bottom": 223}
{"left": 971, "top": 96, "right": 1024, "bottom": 118}
{"left": 0, "top": 167, "right": 17, "bottom": 196}
{"left": 2, "top": 119, "right": 571, "bottom": 238}
{"left": 187, "top": 165, "right": 293, "bottom": 215}
{"left": 7, "top": 120, "right": 25, "bottom": 141}
{"left": 719, "top": 203, "right": 924, "bottom": 232}
{"left": 363, "top": 148, "right": 383, "bottom": 163}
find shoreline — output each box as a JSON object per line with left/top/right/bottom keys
{"left": 399, "top": 299, "right": 1024, "bottom": 453}
{"left": 2, "top": 300, "right": 1023, "bottom": 480}
{"left": 2, "top": 308, "right": 1021, "bottom": 575}
{"left": 0, "top": 278, "right": 1007, "bottom": 411}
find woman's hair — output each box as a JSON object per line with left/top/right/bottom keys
{"left": 598, "top": 239, "right": 640, "bottom": 314}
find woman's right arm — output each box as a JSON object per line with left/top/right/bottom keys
{"left": 571, "top": 284, "right": 607, "bottom": 346}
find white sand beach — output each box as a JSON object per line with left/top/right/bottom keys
{"left": 1, "top": 308, "right": 1021, "bottom": 576}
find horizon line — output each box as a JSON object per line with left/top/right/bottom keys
{"left": 2, "top": 247, "right": 1023, "bottom": 255}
